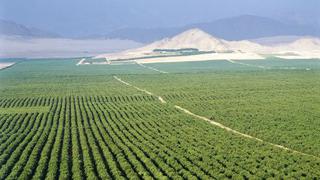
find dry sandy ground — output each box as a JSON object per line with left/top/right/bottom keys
{"left": 136, "top": 52, "right": 264, "bottom": 64}
{"left": 96, "top": 29, "right": 320, "bottom": 63}
{"left": 226, "top": 59, "right": 268, "bottom": 69}
{"left": 136, "top": 62, "right": 168, "bottom": 73}
{"left": 274, "top": 51, "right": 320, "bottom": 59}
{"left": 76, "top": 58, "right": 86, "bottom": 66}
{"left": 0, "top": 62, "right": 15, "bottom": 70}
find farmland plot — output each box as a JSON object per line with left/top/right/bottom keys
{"left": 0, "top": 58, "right": 319, "bottom": 179}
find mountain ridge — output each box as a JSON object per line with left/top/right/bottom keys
{"left": 104, "top": 15, "right": 320, "bottom": 43}
{"left": 0, "top": 19, "right": 60, "bottom": 38}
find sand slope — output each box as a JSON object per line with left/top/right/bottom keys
{"left": 96, "top": 28, "right": 320, "bottom": 63}
{"left": 0, "top": 62, "right": 15, "bottom": 70}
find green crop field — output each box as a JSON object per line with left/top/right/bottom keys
{"left": 0, "top": 58, "right": 320, "bottom": 179}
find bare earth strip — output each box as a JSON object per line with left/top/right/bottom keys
{"left": 113, "top": 75, "right": 320, "bottom": 160}
{"left": 226, "top": 59, "right": 312, "bottom": 70}
{"left": 136, "top": 62, "right": 168, "bottom": 74}
{"left": 226, "top": 59, "right": 269, "bottom": 69}
{"left": 76, "top": 58, "right": 86, "bottom": 66}
{"left": 134, "top": 53, "right": 264, "bottom": 64}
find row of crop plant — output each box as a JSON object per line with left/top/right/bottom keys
{"left": 0, "top": 96, "right": 319, "bottom": 179}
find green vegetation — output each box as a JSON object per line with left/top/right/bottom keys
{"left": 0, "top": 107, "right": 50, "bottom": 114}
{"left": 125, "top": 69, "right": 320, "bottom": 156}
{"left": 0, "top": 58, "right": 319, "bottom": 179}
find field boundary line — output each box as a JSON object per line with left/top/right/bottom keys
{"left": 174, "top": 105, "right": 320, "bottom": 160}
{"left": 113, "top": 76, "right": 166, "bottom": 103}
{"left": 113, "top": 75, "right": 320, "bottom": 160}
{"left": 136, "top": 62, "right": 168, "bottom": 74}
{"left": 226, "top": 59, "right": 269, "bottom": 69}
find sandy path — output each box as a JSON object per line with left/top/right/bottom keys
{"left": 114, "top": 76, "right": 166, "bottom": 103}
{"left": 174, "top": 105, "right": 319, "bottom": 160}
{"left": 76, "top": 58, "right": 86, "bottom": 66}
{"left": 136, "top": 62, "right": 168, "bottom": 74}
{"left": 226, "top": 59, "right": 311, "bottom": 71}
{"left": 113, "top": 75, "right": 320, "bottom": 160}
{"left": 226, "top": 59, "right": 269, "bottom": 69}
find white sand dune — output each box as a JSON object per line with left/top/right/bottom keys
{"left": 96, "top": 28, "right": 320, "bottom": 63}
{"left": 96, "top": 29, "right": 265, "bottom": 62}
{"left": 137, "top": 29, "right": 231, "bottom": 52}
{"left": 138, "top": 53, "right": 264, "bottom": 64}
{"left": 0, "top": 62, "right": 15, "bottom": 70}
{"left": 269, "top": 38, "right": 320, "bottom": 59}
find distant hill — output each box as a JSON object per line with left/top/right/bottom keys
{"left": 0, "top": 36, "right": 142, "bottom": 58}
{"left": 105, "top": 15, "right": 320, "bottom": 43}
{"left": 138, "top": 28, "right": 231, "bottom": 52}
{"left": 97, "top": 28, "right": 320, "bottom": 62}
{"left": 0, "top": 20, "right": 59, "bottom": 38}
{"left": 96, "top": 28, "right": 266, "bottom": 61}
{"left": 105, "top": 28, "right": 183, "bottom": 44}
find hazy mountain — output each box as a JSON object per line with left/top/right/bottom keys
{"left": 0, "top": 20, "right": 59, "bottom": 38}
{"left": 192, "top": 15, "right": 319, "bottom": 40}
{"left": 105, "top": 15, "right": 320, "bottom": 43}
{"left": 0, "top": 19, "right": 143, "bottom": 58}
{"left": 105, "top": 28, "right": 183, "bottom": 43}
{"left": 0, "top": 36, "right": 142, "bottom": 58}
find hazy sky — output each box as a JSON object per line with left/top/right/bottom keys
{"left": 1, "top": 0, "right": 319, "bottom": 36}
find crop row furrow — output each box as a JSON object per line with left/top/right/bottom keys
{"left": 0, "top": 97, "right": 53, "bottom": 108}
{"left": 59, "top": 97, "right": 73, "bottom": 179}
{"left": 88, "top": 97, "right": 152, "bottom": 179}
{"left": 6, "top": 112, "right": 50, "bottom": 179}
{"left": 0, "top": 114, "right": 23, "bottom": 142}
{"left": 0, "top": 113, "right": 43, "bottom": 179}
{"left": 18, "top": 111, "right": 53, "bottom": 179}
{"left": 97, "top": 97, "right": 202, "bottom": 179}
{"left": 140, "top": 109, "right": 267, "bottom": 177}
{"left": 75, "top": 96, "right": 101, "bottom": 180}
{"left": 82, "top": 98, "right": 141, "bottom": 179}
{"left": 0, "top": 113, "right": 36, "bottom": 166}
{"left": 94, "top": 97, "right": 198, "bottom": 179}
{"left": 32, "top": 97, "right": 61, "bottom": 179}
{"left": 45, "top": 97, "right": 66, "bottom": 180}
{"left": 83, "top": 96, "right": 154, "bottom": 179}
{"left": 103, "top": 101, "right": 211, "bottom": 179}
{"left": 78, "top": 96, "right": 112, "bottom": 180}
{"left": 71, "top": 96, "right": 85, "bottom": 180}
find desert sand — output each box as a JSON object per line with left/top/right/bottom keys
{"left": 0, "top": 62, "right": 15, "bottom": 70}
{"left": 96, "top": 28, "right": 320, "bottom": 64}
{"left": 136, "top": 52, "right": 264, "bottom": 64}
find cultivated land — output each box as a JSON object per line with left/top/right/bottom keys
{"left": 0, "top": 58, "right": 320, "bottom": 179}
